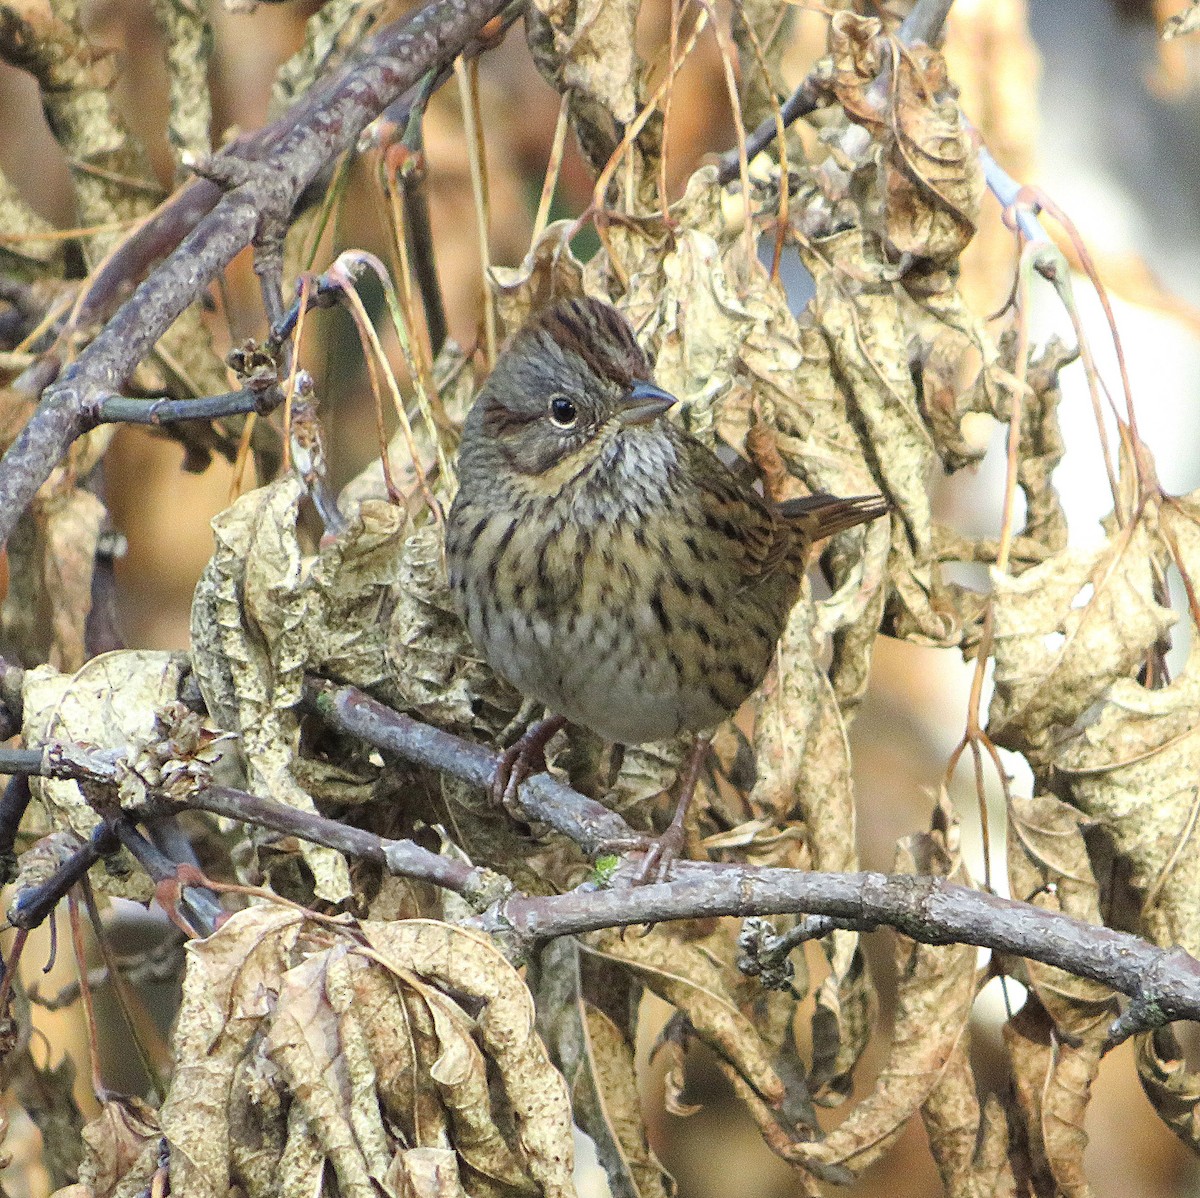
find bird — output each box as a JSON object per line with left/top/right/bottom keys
{"left": 445, "top": 295, "right": 887, "bottom": 877}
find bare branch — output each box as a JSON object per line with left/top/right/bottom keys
{"left": 0, "top": 0, "right": 512, "bottom": 552}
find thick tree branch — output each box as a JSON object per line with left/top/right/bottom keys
{"left": 303, "top": 678, "right": 636, "bottom": 853}
{"left": 490, "top": 869, "right": 1199, "bottom": 1046}
{"left": 183, "top": 784, "right": 505, "bottom": 903}
{"left": 0, "top": 0, "right": 512, "bottom": 552}
{"left": 9, "top": 685, "right": 1200, "bottom": 1046}
{"left": 0, "top": 739, "right": 508, "bottom": 908}
{"left": 302, "top": 681, "right": 1200, "bottom": 1046}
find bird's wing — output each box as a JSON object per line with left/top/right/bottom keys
{"left": 686, "top": 440, "right": 889, "bottom": 585}
{"left": 691, "top": 446, "right": 793, "bottom": 583}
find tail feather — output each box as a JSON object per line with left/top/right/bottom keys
{"left": 778, "top": 492, "right": 890, "bottom": 541}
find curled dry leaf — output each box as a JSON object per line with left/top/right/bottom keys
{"left": 922, "top": 1069, "right": 1015, "bottom": 1198}
{"left": 820, "top": 13, "right": 984, "bottom": 264}
{"left": 0, "top": 486, "right": 104, "bottom": 672}
{"left": 612, "top": 171, "right": 757, "bottom": 445}
{"left": 1004, "top": 998, "right": 1101, "bottom": 1198}
{"left": 796, "top": 226, "right": 950, "bottom": 646}
{"left": 582, "top": 924, "right": 786, "bottom": 1108}
{"left": 490, "top": 221, "right": 585, "bottom": 339}
{"left": 736, "top": 287, "right": 890, "bottom": 706}
{"left": 1136, "top": 1029, "right": 1200, "bottom": 1151}
{"left": 386, "top": 524, "right": 521, "bottom": 736}
{"left": 988, "top": 509, "right": 1175, "bottom": 762}
{"left": 1012, "top": 338, "right": 1073, "bottom": 557}
{"left": 749, "top": 596, "right": 874, "bottom": 1103}
{"left": 1007, "top": 793, "right": 1116, "bottom": 1033}
{"left": 1052, "top": 652, "right": 1200, "bottom": 958}
{"left": 20, "top": 650, "right": 190, "bottom": 901}
{"left": 527, "top": 0, "right": 646, "bottom": 177}
{"left": 190, "top": 478, "right": 350, "bottom": 901}
{"left": 531, "top": 0, "right": 640, "bottom": 125}
{"left": 307, "top": 498, "right": 409, "bottom": 695}
{"left": 904, "top": 284, "right": 1005, "bottom": 476}
{"left": 876, "top": 42, "right": 984, "bottom": 265}
{"left": 361, "top": 919, "right": 576, "bottom": 1198}
{"left": 537, "top": 937, "right": 674, "bottom": 1198}
{"left": 1004, "top": 793, "right": 1115, "bottom": 1194}
{"left": 77, "top": 1096, "right": 161, "bottom": 1198}
{"left": 161, "top": 909, "right": 575, "bottom": 1198}
{"left": 793, "top": 800, "right": 977, "bottom": 1182}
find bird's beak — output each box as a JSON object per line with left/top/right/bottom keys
{"left": 619, "top": 381, "right": 677, "bottom": 427}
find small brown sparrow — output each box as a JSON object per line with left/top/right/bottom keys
{"left": 446, "top": 296, "right": 887, "bottom": 875}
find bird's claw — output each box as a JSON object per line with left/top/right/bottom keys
{"left": 490, "top": 714, "right": 568, "bottom": 814}
{"left": 596, "top": 825, "right": 687, "bottom": 885}
{"left": 636, "top": 822, "right": 686, "bottom": 884}
{"left": 492, "top": 740, "right": 544, "bottom": 812}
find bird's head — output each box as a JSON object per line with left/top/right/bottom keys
{"left": 459, "top": 297, "right": 678, "bottom": 489}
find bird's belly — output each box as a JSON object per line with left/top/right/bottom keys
{"left": 473, "top": 600, "right": 746, "bottom": 745}
{"left": 477, "top": 606, "right": 687, "bottom": 743}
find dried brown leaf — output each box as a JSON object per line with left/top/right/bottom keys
{"left": 820, "top": 14, "right": 983, "bottom": 263}
{"left": 389, "top": 1146, "right": 470, "bottom": 1198}
{"left": 1136, "top": 1028, "right": 1200, "bottom": 1150}
{"left": 0, "top": 486, "right": 104, "bottom": 671}
{"left": 398, "top": 965, "right": 539, "bottom": 1194}
{"left": 531, "top": 0, "right": 640, "bottom": 125}
{"left": 798, "top": 227, "right": 951, "bottom": 646}
{"left": 922, "top": 1067, "right": 1015, "bottom": 1198}
{"left": 162, "top": 910, "right": 575, "bottom": 1196}
{"left": 538, "top": 937, "right": 673, "bottom": 1198}
{"left": 308, "top": 499, "right": 408, "bottom": 692}
{"left": 1005, "top": 794, "right": 1113, "bottom": 1193}
{"left": 161, "top": 907, "right": 306, "bottom": 1196}
{"left": 386, "top": 525, "right": 520, "bottom": 737}
{"left": 582, "top": 925, "right": 787, "bottom": 1116}
{"left": 490, "top": 222, "right": 586, "bottom": 338}
{"left": 989, "top": 512, "right": 1175, "bottom": 760}
{"left": 1003, "top": 997, "right": 1101, "bottom": 1198}
{"left": 1052, "top": 648, "right": 1200, "bottom": 959}
{"left": 793, "top": 805, "right": 976, "bottom": 1178}
{"left": 750, "top": 597, "right": 874, "bottom": 1101}
{"left": 360, "top": 920, "right": 576, "bottom": 1198}
{"left": 190, "top": 479, "right": 350, "bottom": 900}
{"left": 78, "top": 1096, "right": 161, "bottom": 1198}
{"left": 266, "top": 947, "right": 389, "bottom": 1198}
{"left": 21, "top": 651, "right": 189, "bottom": 901}
{"left": 1007, "top": 792, "right": 1117, "bottom": 1034}
{"left": 879, "top": 43, "right": 984, "bottom": 264}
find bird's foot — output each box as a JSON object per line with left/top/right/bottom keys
{"left": 635, "top": 821, "right": 688, "bottom": 884}
{"left": 604, "top": 734, "right": 711, "bottom": 885}
{"left": 491, "top": 714, "right": 568, "bottom": 812}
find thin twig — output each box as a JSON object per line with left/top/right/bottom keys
{"left": 0, "top": 0, "right": 512, "bottom": 553}
{"left": 713, "top": 0, "right": 958, "bottom": 185}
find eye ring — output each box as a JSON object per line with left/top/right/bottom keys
{"left": 548, "top": 396, "right": 578, "bottom": 429}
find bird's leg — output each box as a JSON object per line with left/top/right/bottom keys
{"left": 492, "top": 714, "right": 569, "bottom": 808}
{"left": 637, "top": 734, "right": 710, "bottom": 883}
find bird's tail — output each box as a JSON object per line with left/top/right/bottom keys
{"left": 778, "top": 492, "right": 890, "bottom": 540}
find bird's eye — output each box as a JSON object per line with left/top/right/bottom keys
{"left": 548, "top": 396, "right": 578, "bottom": 429}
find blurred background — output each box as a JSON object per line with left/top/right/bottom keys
{"left": 4, "top": 0, "right": 1200, "bottom": 1193}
